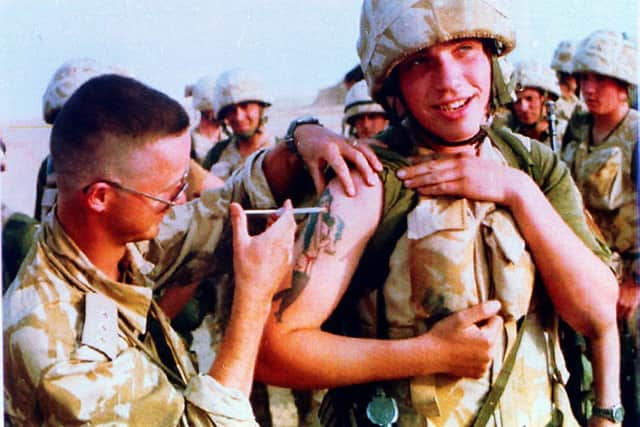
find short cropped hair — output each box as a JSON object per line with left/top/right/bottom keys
{"left": 50, "top": 74, "right": 189, "bottom": 190}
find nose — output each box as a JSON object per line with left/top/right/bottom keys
{"left": 227, "top": 104, "right": 247, "bottom": 122}
{"left": 433, "top": 55, "right": 464, "bottom": 91}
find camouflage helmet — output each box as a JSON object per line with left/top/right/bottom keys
{"left": 550, "top": 40, "right": 576, "bottom": 74}
{"left": 512, "top": 60, "right": 561, "bottom": 99}
{"left": 185, "top": 75, "right": 217, "bottom": 112}
{"left": 212, "top": 68, "right": 271, "bottom": 120}
{"left": 42, "top": 58, "right": 128, "bottom": 124}
{"left": 572, "top": 30, "right": 638, "bottom": 86}
{"left": 344, "top": 80, "right": 387, "bottom": 126}
{"left": 357, "top": 0, "right": 516, "bottom": 101}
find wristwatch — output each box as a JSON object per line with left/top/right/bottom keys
{"left": 282, "top": 115, "right": 322, "bottom": 154}
{"left": 592, "top": 404, "right": 624, "bottom": 423}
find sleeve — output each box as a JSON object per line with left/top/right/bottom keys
{"left": 144, "top": 148, "right": 277, "bottom": 289}
{"left": 184, "top": 375, "right": 259, "bottom": 427}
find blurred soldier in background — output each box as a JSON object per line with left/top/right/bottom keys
{"left": 562, "top": 29, "right": 639, "bottom": 427}
{"left": 343, "top": 80, "right": 389, "bottom": 139}
{"left": 550, "top": 40, "right": 586, "bottom": 122}
{"left": 36, "top": 58, "right": 130, "bottom": 221}
{"left": 203, "top": 68, "right": 274, "bottom": 181}
{"left": 185, "top": 75, "right": 224, "bottom": 165}
{"left": 494, "top": 60, "right": 566, "bottom": 151}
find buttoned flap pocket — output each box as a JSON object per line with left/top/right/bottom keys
{"left": 578, "top": 145, "right": 625, "bottom": 210}
{"left": 483, "top": 210, "right": 535, "bottom": 320}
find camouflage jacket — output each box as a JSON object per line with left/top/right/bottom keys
{"left": 3, "top": 151, "right": 275, "bottom": 426}
{"left": 562, "top": 108, "right": 639, "bottom": 280}
{"left": 204, "top": 134, "right": 274, "bottom": 181}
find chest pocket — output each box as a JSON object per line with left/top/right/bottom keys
{"left": 399, "top": 197, "right": 534, "bottom": 331}
{"left": 576, "top": 145, "right": 625, "bottom": 210}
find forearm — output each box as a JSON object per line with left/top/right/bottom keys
{"left": 589, "top": 325, "right": 621, "bottom": 408}
{"left": 508, "top": 172, "right": 618, "bottom": 336}
{"left": 208, "top": 294, "right": 271, "bottom": 396}
{"left": 257, "top": 327, "right": 441, "bottom": 389}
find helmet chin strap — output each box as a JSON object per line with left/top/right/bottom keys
{"left": 405, "top": 115, "right": 487, "bottom": 148}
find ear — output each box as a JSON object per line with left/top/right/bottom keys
{"left": 83, "top": 182, "right": 113, "bottom": 213}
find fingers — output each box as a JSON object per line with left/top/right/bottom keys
{"left": 325, "top": 146, "right": 356, "bottom": 197}
{"left": 453, "top": 300, "right": 502, "bottom": 327}
{"left": 306, "top": 162, "right": 328, "bottom": 195}
{"left": 342, "top": 144, "right": 380, "bottom": 185}
{"left": 230, "top": 202, "right": 249, "bottom": 247}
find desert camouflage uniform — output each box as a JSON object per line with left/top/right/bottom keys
{"left": 562, "top": 109, "right": 639, "bottom": 277}
{"left": 3, "top": 151, "right": 275, "bottom": 426}
{"left": 204, "top": 134, "right": 275, "bottom": 181}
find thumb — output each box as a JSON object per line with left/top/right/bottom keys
{"left": 455, "top": 300, "right": 501, "bottom": 327}
{"left": 230, "top": 202, "right": 249, "bottom": 247}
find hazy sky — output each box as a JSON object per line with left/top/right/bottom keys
{"left": 0, "top": 0, "right": 638, "bottom": 124}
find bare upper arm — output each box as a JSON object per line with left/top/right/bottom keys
{"left": 269, "top": 171, "right": 383, "bottom": 330}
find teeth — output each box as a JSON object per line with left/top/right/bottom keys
{"left": 439, "top": 99, "right": 467, "bottom": 111}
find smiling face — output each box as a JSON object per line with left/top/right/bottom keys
{"left": 224, "top": 101, "right": 263, "bottom": 137}
{"left": 396, "top": 39, "right": 492, "bottom": 144}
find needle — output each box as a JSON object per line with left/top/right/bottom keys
{"left": 244, "top": 207, "right": 328, "bottom": 216}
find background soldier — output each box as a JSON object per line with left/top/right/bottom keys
{"left": 203, "top": 68, "right": 274, "bottom": 181}
{"left": 562, "top": 29, "right": 639, "bottom": 427}
{"left": 343, "top": 80, "right": 389, "bottom": 139}
{"left": 494, "top": 60, "right": 566, "bottom": 150}
{"left": 185, "top": 75, "right": 224, "bottom": 166}
{"left": 550, "top": 40, "right": 585, "bottom": 122}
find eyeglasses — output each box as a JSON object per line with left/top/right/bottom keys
{"left": 84, "top": 169, "right": 189, "bottom": 207}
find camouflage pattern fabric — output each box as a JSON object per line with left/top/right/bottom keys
{"left": 367, "top": 139, "right": 577, "bottom": 426}
{"left": 3, "top": 150, "right": 275, "bottom": 426}
{"left": 206, "top": 134, "right": 274, "bottom": 182}
{"left": 562, "top": 109, "right": 639, "bottom": 267}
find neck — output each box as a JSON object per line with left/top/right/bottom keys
{"left": 57, "top": 199, "right": 127, "bottom": 282}
{"left": 197, "top": 120, "right": 221, "bottom": 140}
{"left": 592, "top": 103, "right": 629, "bottom": 144}
{"left": 237, "top": 129, "right": 268, "bottom": 156}
{"left": 519, "top": 119, "right": 548, "bottom": 141}
{"left": 407, "top": 117, "right": 485, "bottom": 155}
